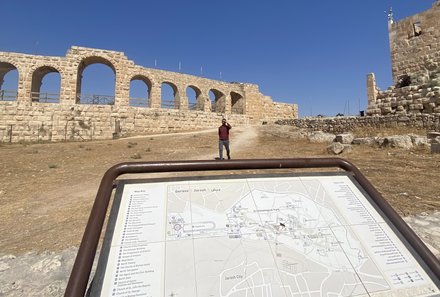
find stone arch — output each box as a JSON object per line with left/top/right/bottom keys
{"left": 76, "top": 56, "right": 116, "bottom": 105}
{"left": 186, "top": 85, "right": 203, "bottom": 111}
{"left": 209, "top": 89, "right": 226, "bottom": 113}
{"left": 28, "top": 62, "right": 64, "bottom": 77}
{"left": 0, "top": 62, "right": 19, "bottom": 101}
{"left": 129, "top": 74, "right": 152, "bottom": 108}
{"left": 161, "top": 81, "right": 180, "bottom": 109}
{"left": 31, "top": 66, "right": 61, "bottom": 103}
{"left": 231, "top": 91, "right": 244, "bottom": 114}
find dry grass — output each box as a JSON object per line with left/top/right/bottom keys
{"left": 0, "top": 124, "right": 439, "bottom": 255}
{"left": 351, "top": 125, "right": 430, "bottom": 137}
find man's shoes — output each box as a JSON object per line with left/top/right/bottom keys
{"left": 227, "top": 156, "right": 231, "bottom": 160}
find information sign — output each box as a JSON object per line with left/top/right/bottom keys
{"left": 89, "top": 173, "right": 440, "bottom": 297}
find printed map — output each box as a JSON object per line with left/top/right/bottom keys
{"left": 96, "top": 175, "right": 440, "bottom": 297}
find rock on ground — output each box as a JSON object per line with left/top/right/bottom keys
{"left": 327, "top": 142, "right": 352, "bottom": 155}
{"left": 335, "top": 133, "right": 354, "bottom": 144}
{"left": 0, "top": 247, "right": 98, "bottom": 297}
{"left": 352, "top": 137, "right": 376, "bottom": 145}
{"left": 382, "top": 135, "right": 414, "bottom": 149}
{"left": 307, "top": 131, "right": 336, "bottom": 143}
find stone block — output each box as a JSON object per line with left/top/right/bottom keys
{"left": 382, "top": 135, "right": 413, "bottom": 149}
{"left": 381, "top": 107, "right": 392, "bottom": 113}
{"left": 327, "top": 142, "right": 352, "bottom": 155}
{"left": 335, "top": 133, "right": 354, "bottom": 144}
{"left": 431, "top": 143, "right": 440, "bottom": 153}
{"left": 352, "top": 137, "right": 375, "bottom": 145}
{"left": 411, "top": 136, "right": 429, "bottom": 146}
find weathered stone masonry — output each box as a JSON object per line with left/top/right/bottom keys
{"left": 367, "top": 1, "right": 440, "bottom": 116}
{"left": 277, "top": 114, "right": 440, "bottom": 134}
{"left": 0, "top": 46, "right": 298, "bottom": 142}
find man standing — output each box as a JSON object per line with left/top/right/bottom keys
{"left": 218, "top": 118, "right": 231, "bottom": 160}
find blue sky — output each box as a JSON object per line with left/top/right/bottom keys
{"left": 0, "top": 0, "right": 435, "bottom": 117}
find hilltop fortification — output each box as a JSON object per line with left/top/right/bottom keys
{"left": 367, "top": 1, "right": 440, "bottom": 116}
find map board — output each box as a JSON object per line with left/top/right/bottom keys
{"left": 89, "top": 173, "right": 440, "bottom": 297}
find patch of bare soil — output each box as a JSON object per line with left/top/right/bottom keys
{"left": 0, "top": 124, "right": 439, "bottom": 254}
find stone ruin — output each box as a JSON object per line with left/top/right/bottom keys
{"left": 0, "top": 46, "right": 298, "bottom": 143}
{"left": 367, "top": 1, "right": 440, "bottom": 116}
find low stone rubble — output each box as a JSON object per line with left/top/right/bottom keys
{"left": 325, "top": 131, "right": 434, "bottom": 154}
{"left": 264, "top": 124, "right": 439, "bottom": 153}
{"left": 276, "top": 114, "right": 440, "bottom": 135}
{"left": 330, "top": 132, "right": 438, "bottom": 153}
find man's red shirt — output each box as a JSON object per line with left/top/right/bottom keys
{"left": 218, "top": 123, "right": 231, "bottom": 140}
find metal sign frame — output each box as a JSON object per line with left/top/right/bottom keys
{"left": 64, "top": 158, "right": 440, "bottom": 297}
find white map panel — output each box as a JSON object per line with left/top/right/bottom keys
{"left": 97, "top": 175, "right": 440, "bottom": 297}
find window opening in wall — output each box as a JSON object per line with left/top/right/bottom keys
{"left": 129, "top": 76, "right": 151, "bottom": 108}
{"left": 231, "top": 91, "right": 244, "bottom": 114}
{"left": 0, "top": 62, "right": 18, "bottom": 101}
{"left": 161, "top": 82, "right": 178, "bottom": 109}
{"left": 413, "top": 21, "right": 422, "bottom": 36}
{"left": 31, "top": 67, "right": 61, "bottom": 103}
{"left": 209, "top": 89, "right": 225, "bottom": 113}
{"left": 186, "top": 86, "right": 202, "bottom": 111}
{"left": 396, "top": 74, "right": 411, "bottom": 88}
{"left": 77, "top": 61, "right": 115, "bottom": 105}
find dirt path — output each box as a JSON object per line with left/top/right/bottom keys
{"left": 230, "top": 126, "right": 258, "bottom": 152}
{"left": 197, "top": 125, "right": 259, "bottom": 160}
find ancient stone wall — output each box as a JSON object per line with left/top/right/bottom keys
{"left": 277, "top": 114, "right": 440, "bottom": 133}
{"left": 389, "top": 1, "right": 440, "bottom": 83}
{"left": 366, "top": 72, "right": 440, "bottom": 115}
{"left": 0, "top": 46, "right": 297, "bottom": 142}
{"left": 367, "top": 1, "right": 440, "bottom": 116}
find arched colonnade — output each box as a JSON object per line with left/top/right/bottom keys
{"left": 0, "top": 47, "right": 246, "bottom": 114}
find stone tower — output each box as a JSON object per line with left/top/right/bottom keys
{"left": 366, "top": 1, "right": 440, "bottom": 115}
{"left": 388, "top": 1, "right": 440, "bottom": 85}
